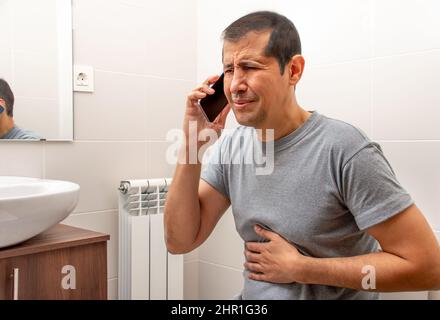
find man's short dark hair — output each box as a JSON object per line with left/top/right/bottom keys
{"left": 0, "top": 78, "right": 14, "bottom": 117}
{"left": 222, "top": 11, "right": 302, "bottom": 75}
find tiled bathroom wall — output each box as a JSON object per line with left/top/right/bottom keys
{"left": 197, "top": 0, "right": 440, "bottom": 299}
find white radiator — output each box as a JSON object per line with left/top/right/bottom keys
{"left": 118, "top": 178, "right": 183, "bottom": 300}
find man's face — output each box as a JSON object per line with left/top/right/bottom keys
{"left": 222, "top": 30, "right": 292, "bottom": 128}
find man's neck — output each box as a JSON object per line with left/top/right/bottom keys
{"left": 0, "top": 117, "right": 14, "bottom": 138}
{"left": 257, "top": 96, "right": 312, "bottom": 142}
{"left": 275, "top": 107, "right": 311, "bottom": 141}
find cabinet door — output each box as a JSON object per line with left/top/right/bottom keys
{"left": 3, "top": 242, "right": 107, "bottom": 300}
{"left": 0, "top": 259, "right": 13, "bottom": 299}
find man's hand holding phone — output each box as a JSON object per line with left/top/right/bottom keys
{"left": 183, "top": 74, "right": 230, "bottom": 154}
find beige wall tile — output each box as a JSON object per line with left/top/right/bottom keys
{"left": 45, "top": 141, "right": 148, "bottom": 213}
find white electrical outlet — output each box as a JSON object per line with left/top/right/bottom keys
{"left": 73, "top": 65, "right": 94, "bottom": 92}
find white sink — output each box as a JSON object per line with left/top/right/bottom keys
{"left": 0, "top": 176, "right": 80, "bottom": 248}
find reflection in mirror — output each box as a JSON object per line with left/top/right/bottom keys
{"left": 0, "top": 0, "right": 73, "bottom": 141}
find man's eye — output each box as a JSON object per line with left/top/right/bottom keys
{"left": 224, "top": 69, "right": 233, "bottom": 74}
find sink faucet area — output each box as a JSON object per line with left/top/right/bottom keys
{"left": 0, "top": 176, "right": 80, "bottom": 248}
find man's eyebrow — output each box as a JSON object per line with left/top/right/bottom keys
{"left": 223, "top": 60, "right": 264, "bottom": 69}
{"left": 241, "top": 60, "right": 264, "bottom": 65}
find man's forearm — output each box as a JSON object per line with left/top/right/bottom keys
{"left": 164, "top": 144, "right": 203, "bottom": 253}
{"left": 301, "top": 251, "right": 436, "bottom": 292}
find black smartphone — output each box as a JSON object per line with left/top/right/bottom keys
{"left": 199, "top": 73, "right": 228, "bottom": 122}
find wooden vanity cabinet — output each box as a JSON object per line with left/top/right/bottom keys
{"left": 0, "top": 224, "right": 109, "bottom": 300}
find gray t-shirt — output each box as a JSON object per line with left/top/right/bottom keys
{"left": 201, "top": 111, "right": 414, "bottom": 300}
{"left": 1, "top": 125, "right": 41, "bottom": 140}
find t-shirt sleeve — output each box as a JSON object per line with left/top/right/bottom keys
{"left": 200, "top": 140, "right": 230, "bottom": 200}
{"left": 342, "top": 143, "right": 414, "bottom": 230}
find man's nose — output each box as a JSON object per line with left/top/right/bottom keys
{"left": 229, "top": 71, "right": 247, "bottom": 95}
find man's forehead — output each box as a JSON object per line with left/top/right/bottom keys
{"left": 223, "top": 52, "right": 262, "bottom": 63}
{"left": 222, "top": 31, "right": 271, "bottom": 64}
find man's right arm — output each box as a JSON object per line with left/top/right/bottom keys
{"left": 164, "top": 162, "right": 230, "bottom": 254}
{"left": 164, "top": 75, "right": 231, "bottom": 254}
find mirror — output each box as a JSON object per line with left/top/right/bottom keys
{"left": 0, "top": 0, "right": 73, "bottom": 141}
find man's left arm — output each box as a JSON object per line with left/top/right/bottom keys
{"left": 245, "top": 204, "right": 440, "bottom": 291}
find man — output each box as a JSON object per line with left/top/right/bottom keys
{"left": 0, "top": 78, "right": 41, "bottom": 140}
{"left": 164, "top": 11, "right": 440, "bottom": 299}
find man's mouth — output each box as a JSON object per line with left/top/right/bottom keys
{"left": 233, "top": 100, "right": 254, "bottom": 109}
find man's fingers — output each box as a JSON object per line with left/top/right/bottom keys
{"left": 188, "top": 83, "right": 217, "bottom": 103}
{"left": 188, "top": 74, "right": 222, "bottom": 105}
{"left": 244, "top": 262, "right": 263, "bottom": 273}
{"left": 203, "top": 74, "right": 221, "bottom": 86}
{"left": 244, "top": 249, "right": 260, "bottom": 262}
{"left": 248, "top": 272, "right": 267, "bottom": 282}
{"left": 254, "top": 225, "right": 277, "bottom": 241}
{"left": 246, "top": 241, "right": 265, "bottom": 253}
{"left": 195, "top": 85, "right": 215, "bottom": 95}
{"left": 188, "top": 90, "right": 207, "bottom": 101}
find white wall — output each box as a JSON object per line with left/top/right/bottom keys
{"left": 196, "top": 0, "right": 440, "bottom": 300}
{"left": 0, "top": 0, "right": 197, "bottom": 299}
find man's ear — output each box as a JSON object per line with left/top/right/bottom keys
{"left": 287, "top": 55, "right": 305, "bottom": 86}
